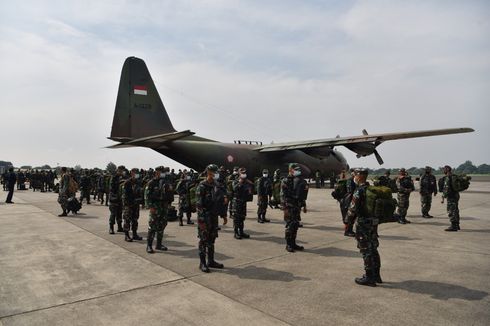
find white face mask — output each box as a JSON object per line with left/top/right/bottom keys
{"left": 186, "top": 176, "right": 191, "bottom": 180}
{"left": 293, "top": 170, "right": 301, "bottom": 177}
{"left": 214, "top": 173, "right": 220, "bottom": 180}
{"left": 233, "top": 171, "right": 238, "bottom": 175}
{"left": 263, "top": 174, "right": 268, "bottom": 177}
{"left": 134, "top": 174, "right": 140, "bottom": 179}
{"left": 240, "top": 173, "right": 247, "bottom": 179}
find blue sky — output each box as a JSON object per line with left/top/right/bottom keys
{"left": 0, "top": 0, "right": 489, "bottom": 169}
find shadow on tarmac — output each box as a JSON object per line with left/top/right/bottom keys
{"left": 222, "top": 265, "right": 311, "bottom": 282}
{"left": 306, "top": 246, "right": 360, "bottom": 258}
{"left": 385, "top": 280, "right": 489, "bottom": 301}
{"left": 379, "top": 235, "right": 421, "bottom": 241}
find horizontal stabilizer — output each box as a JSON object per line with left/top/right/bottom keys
{"left": 106, "top": 130, "right": 195, "bottom": 149}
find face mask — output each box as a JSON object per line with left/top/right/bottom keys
{"left": 240, "top": 173, "right": 247, "bottom": 179}
{"left": 233, "top": 171, "right": 238, "bottom": 175}
{"left": 135, "top": 174, "right": 140, "bottom": 179}
{"left": 263, "top": 174, "right": 268, "bottom": 177}
{"left": 214, "top": 173, "right": 220, "bottom": 180}
{"left": 293, "top": 170, "right": 301, "bottom": 177}
{"left": 186, "top": 176, "right": 191, "bottom": 180}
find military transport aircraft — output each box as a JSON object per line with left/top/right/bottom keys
{"left": 108, "top": 57, "right": 474, "bottom": 177}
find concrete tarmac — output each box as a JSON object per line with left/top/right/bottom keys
{"left": 1, "top": 184, "right": 489, "bottom": 325}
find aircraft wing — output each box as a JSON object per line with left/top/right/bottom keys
{"left": 254, "top": 127, "right": 474, "bottom": 164}
{"left": 106, "top": 130, "right": 195, "bottom": 149}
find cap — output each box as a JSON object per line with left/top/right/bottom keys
{"left": 155, "top": 166, "right": 164, "bottom": 172}
{"left": 206, "top": 164, "right": 218, "bottom": 172}
{"left": 425, "top": 166, "right": 432, "bottom": 170}
{"left": 233, "top": 166, "right": 239, "bottom": 171}
{"left": 399, "top": 168, "right": 406, "bottom": 173}
{"left": 444, "top": 165, "right": 452, "bottom": 171}
{"left": 354, "top": 168, "right": 368, "bottom": 176}
{"left": 262, "top": 169, "right": 269, "bottom": 174}
{"left": 289, "top": 163, "right": 300, "bottom": 170}
{"left": 238, "top": 167, "right": 247, "bottom": 174}
{"left": 131, "top": 168, "right": 139, "bottom": 173}
{"left": 117, "top": 165, "right": 126, "bottom": 171}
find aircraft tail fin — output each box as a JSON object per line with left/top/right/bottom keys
{"left": 109, "top": 57, "right": 176, "bottom": 140}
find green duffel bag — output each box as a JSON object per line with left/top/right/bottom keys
{"left": 452, "top": 174, "right": 471, "bottom": 192}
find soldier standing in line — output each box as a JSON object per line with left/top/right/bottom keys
{"left": 342, "top": 169, "right": 357, "bottom": 237}
{"left": 4, "top": 167, "right": 16, "bottom": 204}
{"left": 395, "top": 168, "right": 414, "bottom": 224}
{"left": 226, "top": 167, "right": 239, "bottom": 217}
{"left": 441, "top": 165, "right": 461, "bottom": 232}
{"left": 256, "top": 169, "right": 272, "bottom": 223}
{"left": 271, "top": 169, "right": 282, "bottom": 208}
{"left": 376, "top": 170, "right": 391, "bottom": 187}
{"left": 122, "top": 168, "right": 143, "bottom": 242}
{"left": 176, "top": 171, "right": 194, "bottom": 226}
{"left": 232, "top": 168, "right": 253, "bottom": 239}
{"left": 419, "top": 166, "right": 437, "bottom": 218}
{"left": 57, "top": 167, "right": 72, "bottom": 216}
{"left": 196, "top": 164, "right": 228, "bottom": 273}
{"left": 347, "top": 168, "right": 382, "bottom": 287}
{"left": 79, "top": 169, "right": 91, "bottom": 205}
{"left": 145, "top": 166, "right": 169, "bottom": 253}
{"left": 281, "top": 163, "right": 308, "bottom": 252}
{"left": 108, "top": 166, "right": 125, "bottom": 234}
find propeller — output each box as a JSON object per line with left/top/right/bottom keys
{"left": 373, "top": 149, "right": 384, "bottom": 165}
{"left": 362, "top": 129, "right": 384, "bottom": 165}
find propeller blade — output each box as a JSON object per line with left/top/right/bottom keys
{"left": 373, "top": 150, "right": 384, "bottom": 165}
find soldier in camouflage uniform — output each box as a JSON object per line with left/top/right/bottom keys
{"left": 145, "top": 166, "right": 169, "bottom": 253}
{"left": 419, "top": 166, "right": 437, "bottom": 218}
{"left": 79, "top": 169, "right": 91, "bottom": 205}
{"left": 57, "top": 167, "right": 72, "bottom": 216}
{"left": 281, "top": 163, "right": 308, "bottom": 252}
{"left": 226, "top": 167, "right": 239, "bottom": 216}
{"left": 441, "top": 165, "right": 461, "bottom": 232}
{"left": 395, "top": 168, "right": 414, "bottom": 224}
{"left": 341, "top": 169, "right": 357, "bottom": 237}
{"left": 122, "top": 168, "right": 143, "bottom": 242}
{"left": 347, "top": 168, "right": 381, "bottom": 287}
{"left": 196, "top": 164, "right": 228, "bottom": 273}
{"left": 256, "top": 169, "right": 272, "bottom": 223}
{"left": 176, "top": 171, "right": 195, "bottom": 226}
{"left": 108, "top": 166, "right": 125, "bottom": 234}
{"left": 232, "top": 168, "right": 253, "bottom": 239}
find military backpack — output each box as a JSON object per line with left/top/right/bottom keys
{"left": 331, "top": 179, "right": 347, "bottom": 200}
{"left": 365, "top": 186, "right": 397, "bottom": 223}
{"left": 451, "top": 174, "right": 471, "bottom": 192}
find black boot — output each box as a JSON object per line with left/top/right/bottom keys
{"left": 257, "top": 214, "right": 264, "bottom": 223}
{"left": 132, "top": 230, "right": 143, "bottom": 241}
{"left": 457, "top": 223, "right": 461, "bottom": 230}
{"left": 117, "top": 222, "right": 124, "bottom": 232}
{"left": 445, "top": 223, "right": 458, "bottom": 232}
{"left": 234, "top": 227, "right": 242, "bottom": 239}
{"left": 239, "top": 228, "right": 250, "bottom": 239}
{"left": 186, "top": 216, "right": 194, "bottom": 225}
{"left": 286, "top": 238, "right": 295, "bottom": 252}
{"left": 292, "top": 238, "right": 304, "bottom": 251}
{"left": 124, "top": 231, "right": 133, "bottom": 242}
{"left": 109, "top": 224, "right": 115, "bottom": 234}
{"left": 178, "top": 216, "right": 184, "bottom": 226}
{"left": 355, "top": 271, "right": 377, "bottom": 287}
{"left": 58, "top": 209, "right": 67, "bottom": 217}
{"left": 207, "top": 246, "right": 224, "bottom": 269}
{"left": 146, "top": 232, "right": 154, "bottom": 254}
{"left": 344, "top": 224, "right": 355, "bottom": 237}
{"left": 199, "top": 252, "right": 210, "bottom": 273}
{"left": 155, "top": 235, "right": 167, "bottom": 251}
{"left": 374, "top": 268, "right": 383, "bottom": 284}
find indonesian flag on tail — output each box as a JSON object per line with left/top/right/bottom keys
{"left": 134, "top": 85, "right": 147, "bottom": 96}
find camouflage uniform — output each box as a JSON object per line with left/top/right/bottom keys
{"left": 232, "top": 174, "right": 252, "bottom": 239}
{"left": 79, "top": 172, "right": 91, "bottom": 204}
{"left": 281, "top": 164, "right": 308, "bottom": 252}
{"left": 395, "top": 172, "right": 414, "bottom": 224}
{"left": 122, "top": 175, "right": 142, "bottom": 241}
{"left": 57, "top": 171, "right": 73, "bottom": 216}
{"left": 442, "top": 172, "right": 460, "bottom": 231}
{"left": 419, "top": 168, "right": 437, "bottom": 217}
{"left": 108, "top": 172, "right": 124, "bottom": 233}
{"left": 145, "top": 174, "right": 168, "bottom": 252}
{"left": 256, "top": 170, "right": 272, "bottom": 223}
{"left": 341, "top": 177, "right": 356, "bottom": 236}
{"left": 196, "top": 165, "right": 227, "bottom": 272}
{"left": 347, "top": 172, "right": 381, "bottom": 287}
{"left": 176, "top": 176, "right": 194, "bottom": 226}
